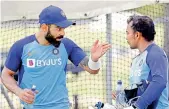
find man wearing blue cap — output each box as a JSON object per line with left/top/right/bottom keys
{"left": 1, "top": 5, "right": 111, "bottom": 109}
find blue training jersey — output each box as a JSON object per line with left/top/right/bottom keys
{"left": 129, "top": 43, "right": 169, "bottom": 109}
{"left": 5, "top": 35, "right": 86, "bottom": 109}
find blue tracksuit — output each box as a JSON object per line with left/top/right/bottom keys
{"left": 129, "top": 43, "right": 169, "bottom": 109}
{"left": 5, "top": 35, "right": 86, "bottom": 109}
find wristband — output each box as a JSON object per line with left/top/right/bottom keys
{"left": 88, "top": 56, "right": 101, "bottom": 70}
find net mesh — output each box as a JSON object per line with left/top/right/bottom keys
{"left": 0, "top": 3, "right": 169, "bottom": 109}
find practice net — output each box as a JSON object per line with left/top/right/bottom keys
{"left": 0, "top": 3, "right": 169, "bottom": 109}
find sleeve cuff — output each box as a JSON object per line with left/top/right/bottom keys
{"left": 134, "top": 97, "right": 148, "bottom": 109}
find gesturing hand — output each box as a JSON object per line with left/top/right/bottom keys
{"left": 91, "top": 40, "right": 111, "bottom": 62}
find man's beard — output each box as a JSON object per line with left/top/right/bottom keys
{"left": 45, "top": 31, "right": 63, "bottom": 48}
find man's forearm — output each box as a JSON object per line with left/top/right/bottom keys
{"left": 1, "top": 73, "right": 22, "bottom": 97}
{"left": 135, "top": 76, "right": 166, "bottom": 109}
{"left": 79, "top": 56, "right": 100, "bottom": 74}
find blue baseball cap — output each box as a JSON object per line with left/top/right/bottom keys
{"left": 39, "top": 5, "right": 75, "bottom": 28}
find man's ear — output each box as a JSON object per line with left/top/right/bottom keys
{"left": 138, "top": 32, "right": 142, "bottom": 37}
{"left": 41, "top": 24, "right": 48, "bottom": 32}
{"left": 135, "top": 31, "right": 142, "bottom": 39}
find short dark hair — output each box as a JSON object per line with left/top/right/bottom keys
{"left": 127, "top": 15, "right": 156, "bottom": 41}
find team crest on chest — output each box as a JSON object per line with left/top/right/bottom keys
{"left": 53, "top": 48, "right": 59, "bottom": 55}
